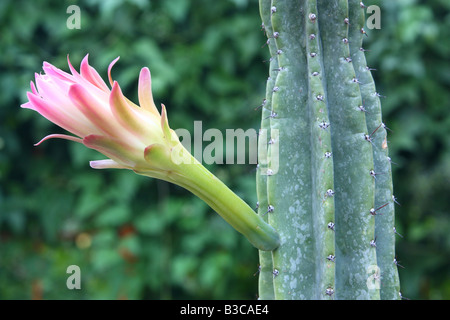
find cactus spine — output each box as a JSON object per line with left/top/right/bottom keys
{"left": 257, "top": 0, "right": 400, "bottom": 300}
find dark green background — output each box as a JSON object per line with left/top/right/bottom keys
{"left": 1, "top": 0, "right": 449, "bottom": 299}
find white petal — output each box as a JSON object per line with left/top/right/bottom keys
{"left": 89, "top": 159, "right": 127, "bottom": 169}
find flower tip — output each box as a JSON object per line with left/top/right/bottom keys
{"left": 33, "top": 135, "right": 54, "bottom": 146}
{"left": 138, "top": 67, "right": 152, "bottom": 88}
{"left": 34, "top": 134, "right": 83, "bottom": 146}
{"left": 138, "top": 67, "right": 159, "bottom": 115}
{"left": 67, "top": 54, "right": 80, "bottom": 77}
{"left": 33, "top": 139, "right": 44, "bottom": 147}
{"left": 108, "top": 56, "right": 121, "bottom": 87}
{"left": 140, "top": 66, "right": 150, "bottom": 76}
{"left": 160, "top": 103, "right": 172, "bottom": 139}
{"left": 29, "top": 81, "right": 38, "bottom": 95}
{"left": 111, "top": 80, "right": 119, "bottom": 90}
{"left": 25, "top": 91, "right": 38, "bottom": 108}
{"left": 80, "top": 54, "right": 90, "bottom": 68}
{"left": 20, "top": 102, "right": 31, "bottom": 109}
{"left": 109, "top": 80, "right": 124, "bottom": 103}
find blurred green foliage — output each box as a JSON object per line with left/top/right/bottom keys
{"left": 366, "top": 0, "right": 450, "bottom": 300}
{"left": 0, "top": 0, "right": 449, "bottom": 299}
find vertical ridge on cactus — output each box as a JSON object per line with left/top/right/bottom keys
{"left": 258, "top": 0, "right": 400, "bottom": 300}
{"left": 347, "top": 0, "right": 401, "bottom": 300}
{"left": 268, "top": 0, "right": 316, "bottom": 300}
{"left": 318, "top": 0, "right": 378, "bottom": 300}
{"left": 305, "top": 0, "right": 336, "bottom": 300}
{"left": 257, "top": 0, "right": 278, "bottom": 300}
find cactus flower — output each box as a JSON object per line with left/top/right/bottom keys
{"left": 22, "top": 55, "right": 279, "bottom": 251}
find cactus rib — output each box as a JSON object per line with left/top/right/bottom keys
{"left": 347, "top": 0, "right": 401, "bottom": 299}
{"left": 257, "top": 0, "right": 277, "bottom": 300}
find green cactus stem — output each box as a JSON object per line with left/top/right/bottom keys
{"left": 161, "top": 151, "right": 280, "bottom": 252}
{"left": 257, "top": 0, "right": 400, "bottom": 299}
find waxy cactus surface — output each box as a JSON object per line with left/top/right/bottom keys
{"left": 257, "top": 0, "right": 400, "bottom": 300}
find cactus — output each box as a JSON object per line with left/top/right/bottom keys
{"left": 257, "top": 0, "right": 400, "bottom": 299}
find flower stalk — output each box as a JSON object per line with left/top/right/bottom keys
{"left": 159, "top": 153, "right": 280, "bottom": 251}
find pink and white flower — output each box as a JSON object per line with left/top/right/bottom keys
{"left": 22, "top": 55, "right": 184, "bottom": 178}
{"left": 21, "top": 55, "right": 280, "bottom": 251}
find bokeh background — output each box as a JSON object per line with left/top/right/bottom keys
{"left": 0, "top": 0, "right": 449, "bottom": 299}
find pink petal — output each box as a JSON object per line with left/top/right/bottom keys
{"left": 33, "top": 75, "right": 89, "bottom": 127}
{"left": 66, "top": 55, "right": 112, "bottom": 99}
{"left": 67, "top": 55, "right": 82, "bottom": 79}
{"left": 138, "top": 67, "right": 159, "bottom": 116}
{"left": 107, "top": 57, "right": 120, "bottom": 87}
{"left": 30, "top": 81, "right": 39, "bottom": 95}
{"left": 34, "top": 75, "right": 75, "bottom": 109}
{"left": 160, "top": 104, "right": 172, "bottom": 140}
{"left": 68, "top": 84, "right": 118, "bottom": 137}
{"left": 20, "top": 101, "right": 34, "bottom": 110}
{"left": 42, "top": 62, "right": 75, "bottom": 83}
{"left": 109, "top": 81, "right": 151, "bottom": 137}
{"left": 34, "top": 134, "right": 83, "bottom": 146}
{"left": 80, "top": 55, "right": 109, "bottom": 92}
{"left": 26, "top": 92, "right": 87, "bottom": 137}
